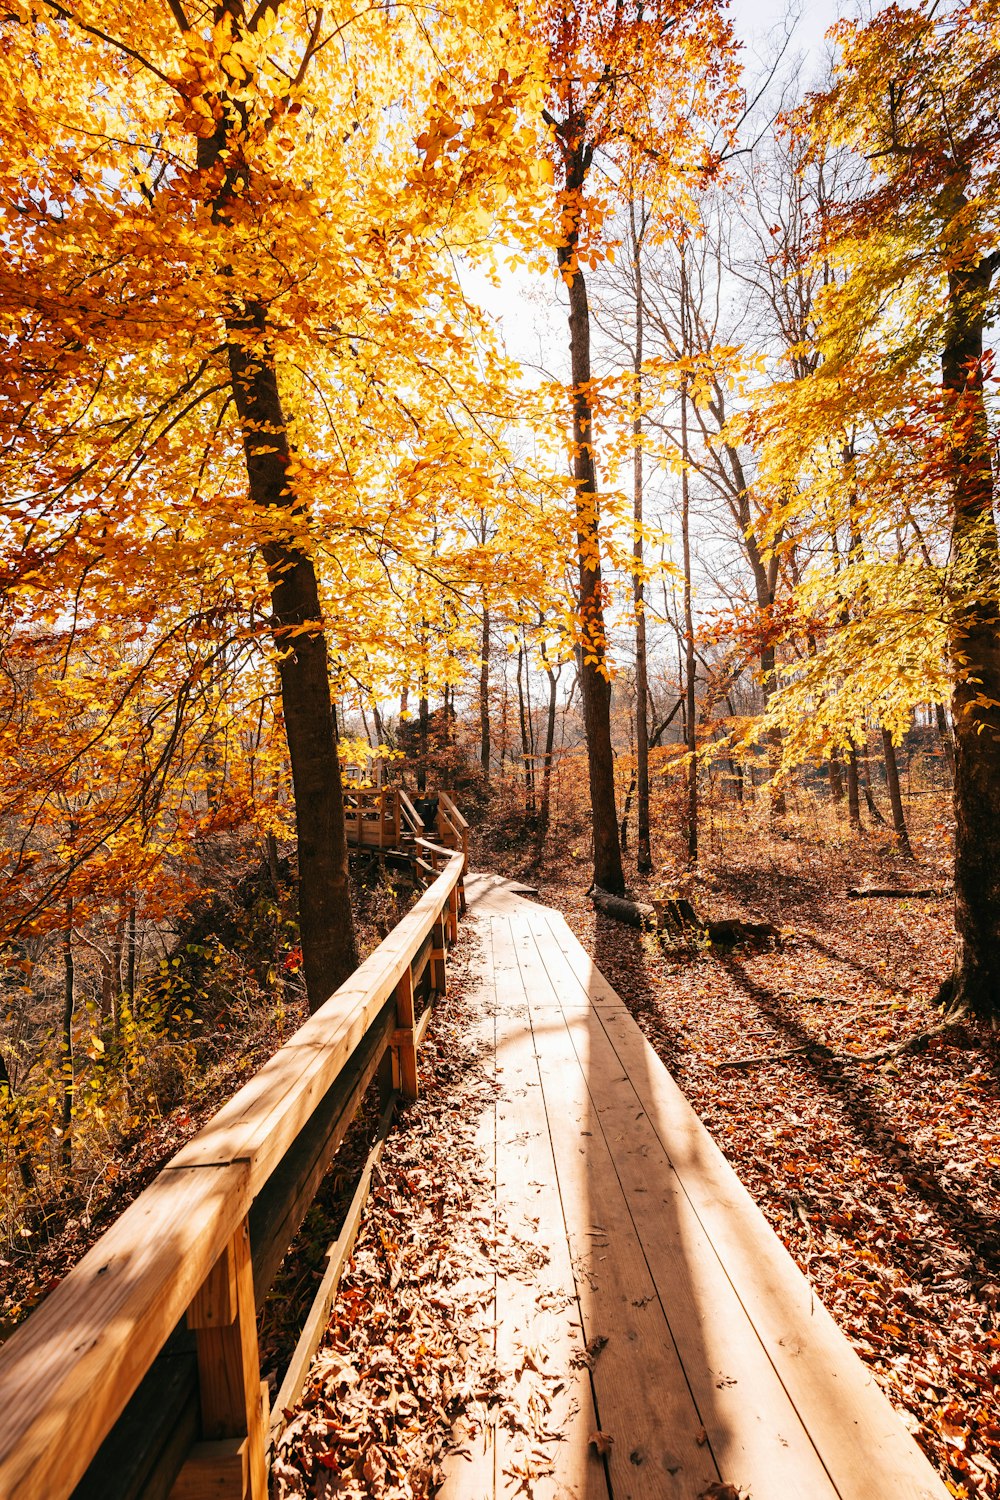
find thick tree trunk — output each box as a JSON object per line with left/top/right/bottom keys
{"left": 480, "top": 602, "right": 491, "bottom": 780}
{"left": 558, "top": 176, "right": 625, "bottom": 896}
{"left": 196, "top": 73, "right": 357, "bottom": 1015}
{"left": 226, "top": 317, "right": 358, "bottom": 1011}
{"left": 941, "top": 250, "right": 1000, "bottom": 1019}
{"left": 881, "top": 727, "right": 914, "bottom": 858}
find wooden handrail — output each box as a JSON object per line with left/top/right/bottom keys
{"left": 0, "top": 849, "right": 465, "bottom": 1500}
{"left": 437, "top": 790, "right": 469, "bottom": 834}
{"left": 397, "top": 787, "right": 423, "bottom": 836}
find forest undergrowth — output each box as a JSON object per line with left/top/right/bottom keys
{"left": 494, "top": 789, "right": 1000, "bottom": 1499}
{"left": 0, "top": 855, "right": 417, "bottom": 1342}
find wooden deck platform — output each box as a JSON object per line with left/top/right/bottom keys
{"left": 440, "top": 873, "right": 948, "bottom": 1500}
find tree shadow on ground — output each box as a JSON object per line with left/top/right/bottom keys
{"left": 590, "top": 913, "right": 691, "bottom": 1076}
{"left": 719, "top": 954, "right": 1000, "bottom": 1292}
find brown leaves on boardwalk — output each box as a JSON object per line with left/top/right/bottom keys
{"left": 272, "top": 930, "right": 570, "bottom": 1499}
{"left": 271, "top": 961, "right": 498, "bottom": 1495}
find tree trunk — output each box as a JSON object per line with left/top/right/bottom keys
{"left": 195, "top": 80, "right": 358, "bottom": 1015}
{"left": 61, "top": 904, "right": 74, "bottom": 1175}
{"left": 941, "top": 248, "right": 1000, "bottom": 1019}
{"left": 558, "top": 162, "right": 625, "bottom": 896}
{"left": 417, "top": 682, "right": 429, "bottom": 793}
{"left": 225, "top": 318, "right": 358, "bottom": 1011}
{"left": 538, "top": 659, "right": 559, "bottom": 838}
{"left": 846, "top": 736, "right": 862, "bottom": 830}
{"left": 679, "top": 277, "right": 698, "bottom": 862}
{"left": 720, "top": 436, "right": 784, "bottom": 816}
{"left": 126, "top": 899, "right": 137, "bottom": 1020}
{"left": 828, "top": 747, "right": 845, "bottom": 803}
{"left": 516, "top": 643, "right": 535, "bottom": 816}
{"left": 881, "top": 727, "right": 914, "bottom": 857}
{"left": 630, "top": 199, "right": 652, "bottom": 876}
{"left": 860, "top": 741, "right": 888, "bottom": 826}
{"left": 0, "top": 1052, "right": 35, "bottom": 1193}
{"left": 480, "top": 601, "right": 491, "bottom": 780}
{"left": 760, "top": 640, "right": 786, "bottom": 817}
{"left": 619, "top": 768, "right": 637, "bottom": 852}
{"left": 934, "top": 700, "right": 956, "bottom": 779}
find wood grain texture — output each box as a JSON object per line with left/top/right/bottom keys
{"left": 167, "top": 1437, "right": 248, "bottom": 1499}
{"left": 487, "top": 917, "right": 608, "bottom": 1500}
{"left": 169, "top": 852, "right": 461, "bottom": 1187}
{"left": 516, "top": 914, "right": 838, "bottom": 1498}
{"left": 528, "top": 902, "right": 949, "bottom": 1500}
{"left": 495, "top": 918, "right": 718, "bottom": 1500}
{"left": 0, "top": 1162, "right": 252, "bottom": 1500}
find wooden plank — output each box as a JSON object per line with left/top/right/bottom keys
{"left": 248, "top": 999, "right": 395, "bottom": 1303}
{"left": 430, "top": 915, "right": 447, "bottom": 995}
{"left": 436, "top": 930, "right": 498, "bottom": 1500}
{"left": 190, "top": 1218, "right": 266, "bottom": 1497}
{"left": 540, "top": 911, "right": 950, "bottom": 1500}
{"left": 187, "top": 1243, "right": 238, "bottom": 1331}
{"left": 270, "top": 1095, "right": 398, "bottom": 1440}
{"left": 0, "top": 1162, "right": 252, "bottom": 1500}
{"left": 392, "top": 966, "right": 418, "bottom": 1100}
{"left": 489, "top": 917, "right": 608, "bottom": 1500}
{"left": 0, "top": 831, "right": 463, "bottom": 1500}
{"left": 72, "top": 1331, "right": 200, "bottom": 1500}
{"left": 516, "top": 918, "right": 839, "bottom": 1498}
{"left": 168, "top": 1437, "right": 248, "bottom": 1499}
{"left": 490, "top": 917, "right": 718, "bottom": 1500}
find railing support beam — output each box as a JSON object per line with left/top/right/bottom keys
{"left": 391, "top": 965, "right": 419, "bottom": 1100}
{"left": 175, "top": 1217, "right": 267, "bottom": 1499}
{"left": 430, "top": 915, "right": 447, "bottom": 996}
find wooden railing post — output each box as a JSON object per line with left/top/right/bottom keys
{"left": 447, "top": 885, "right": 459, "bottom": 944}
{"left": 390, "top": 964, "right": 418, "bottom": 1101}
{"left": 174, "top": 1216, "right": 267, "bottom": 1500}
{"left": 430, "top": 913, "right": 447, "bottom": 995}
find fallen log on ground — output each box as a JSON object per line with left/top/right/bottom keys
{"left": 589, "top": 886, "right": 658, "bottom": 929}
{"left": 846, "top": 885, "right": 949, "bottom": 899}
{"left": 589, "top": 890, "right": 781, "bottom": 947}
{"left": 704, "top": 918, "right": 781, "bottom": 946}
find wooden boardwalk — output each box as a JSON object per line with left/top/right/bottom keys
{"left": 440, "top": 873, "right": 948, "bottom": 1500}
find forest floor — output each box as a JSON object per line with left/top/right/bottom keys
{"left": 485, "top": 791, "right": 1000, "bottom": 1500}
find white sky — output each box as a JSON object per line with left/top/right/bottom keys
{"left": 463, "top": 0, "right": 844, "bottom": 370}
